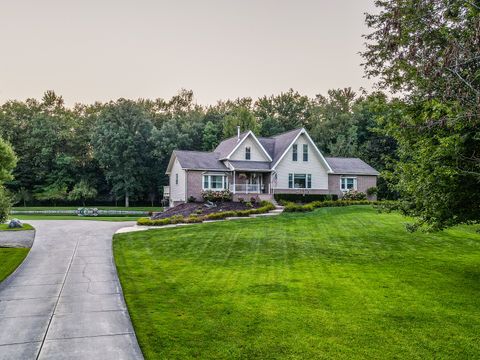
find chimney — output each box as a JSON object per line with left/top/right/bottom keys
{"left": 237, "top": 126, "right": 240, "bottom": 142}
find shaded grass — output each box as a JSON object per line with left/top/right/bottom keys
{"left": 0, "top": 248, "right": 29, "bottom": 283}
{"left": 0, "top": 223, "right": 34, "bottom": 231}
{"left": 114, "top": 206, "right": 480, "bottom": 359}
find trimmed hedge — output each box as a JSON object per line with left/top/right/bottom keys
{"left": 137, "top": 201, "right": 276, "bottom": 226}
{"left": 284, "top": 200, "right": 377, "bottom": 212}
{"left": 274, "top": 194, "right": 338, "bottom": 203}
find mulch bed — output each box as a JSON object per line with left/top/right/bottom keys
{"left": 151, "top": 202, "right": 260, "bottom": 220}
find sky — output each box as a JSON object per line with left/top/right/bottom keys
{"left": 0, "top": 0, "right": 377, "bottom": 106}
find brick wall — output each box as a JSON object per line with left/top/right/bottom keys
{"left": 328, "top": 174, "right": 377, "bottom": 199}
{"left": 186, "top": 170, "right": 204, "bottom": 202}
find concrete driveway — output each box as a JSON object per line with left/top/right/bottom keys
{"left": 0, "top": 220, "right": 144, "bottom": 360}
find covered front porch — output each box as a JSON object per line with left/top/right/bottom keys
{"left": 229, "top": 171, "right": 272, "bottom": 195}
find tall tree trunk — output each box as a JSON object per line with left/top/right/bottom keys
{"left": 125, "top": 192, "right": 129, "bottom": 208}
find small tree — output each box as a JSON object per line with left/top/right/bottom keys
{"left": 68, "top": 180, "right": 97, "bottom": 206}
{"left": 35, "top": 184, "right": 68, "bottom": 206}
{"left": 15, "top": 187, "right": 32, "bottom": 207}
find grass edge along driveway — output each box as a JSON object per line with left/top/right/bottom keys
{"left": 114, "top": 206, "right": 480, "bottom": 359}
{"left": 0, "top": 248, "right": 29, "bottom": 283}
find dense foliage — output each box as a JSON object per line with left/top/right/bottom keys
{"left": 0, "top": 89, "right": 396, "bottom": 206}
{"left": 0, "top": 138, "right": 16, "bottom": 222}
{"left": 363, "top": 0, "right": 480, "bottom": 230}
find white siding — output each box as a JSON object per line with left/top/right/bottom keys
{"left": 169, "top": 158, "right": 186, "bottom": 203}
{"left": 229, "top": 135, "right": 270, "bottom": 162}
{"left": 274, "top": 133, "right": 329, "bottom": 189}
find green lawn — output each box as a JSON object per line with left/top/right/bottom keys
{"left": 0, "top": 248, "right": 29, "bottom": 283}
{"left": 114, "top": 206, "right": 480, "bottom": 359}
{"left": 12, "top": 206, "right": 161, "bottom": 211}
{"left": 12, "top": 215, "right": 140, "bottom": 221}
{"left": 0, "top": 223, "right": 34, "bottom": 231}
{"left": 10, "top": 206, "right": 161, "bottom": 221}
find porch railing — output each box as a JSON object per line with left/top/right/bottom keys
{"left": 229, "top": 184, "right": 261, "bottom": 194}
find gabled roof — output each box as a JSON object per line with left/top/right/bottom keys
{"left": 257, "top": 137, "right": 275, "bottom": 159}
{"left": 270, "top": 128, "right": 333, "bottom": 172}
{"left": 166, "top": 150, "right": 228, "bottom": 174}
{"left": 215, "top": 131, "right": 272, "bottom": 161}
{"left": 270, "top": 128, "right": 303, "bottom": 165}
{"left": 325, "top": 157, "right": 379, "bottom": 175}
{"left": 214, "top": 131, "right": 249, "bottom": 159}
{"left": 166, "top": 128, "right": 379, "bottom": 175}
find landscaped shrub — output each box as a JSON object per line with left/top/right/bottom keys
{"left": 342, "top": 190, "right": 367, "bottom": 201}
{"left": 204, "top": 211, "right": 236, "bottom": 220}
{"left": 366, "top": 187, "right": 378, "bottom": 197}
{"left": 283, "top": 200, "right": 376, "bottom": 213}
{"left": 187, "top": 196, "right": 196, "bottom": 203}
{"left": 137, "top": 202, "right": 276, "bottom": 226}
{"left": 201, "top": 190, "right": 233, "bottom": 202}
{"left": 274, "top": 193, "right": 338, "bottom": 204}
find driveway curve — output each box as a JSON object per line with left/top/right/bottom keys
{"left": 0, "top": 220, "right": 144, "bottom": 360}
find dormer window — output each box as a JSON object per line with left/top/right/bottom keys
{"left": 245, "top": 147, "right": 251, "bottom": 160}
{"left": 292, "top": 144, "right": 298, "bottom": 161}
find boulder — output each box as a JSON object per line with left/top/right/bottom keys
{"left": 8, "top": 218, "right": 23, "bottom": 228}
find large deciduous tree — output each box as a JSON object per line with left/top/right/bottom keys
{"left": 223, "top": 107, "right": 258, "bottom": 137}
{"left": 92, "top": 99, "right": 158, "bottom": 207}
{"left": 363, "top": 0, "right": 480, "bottom": 229}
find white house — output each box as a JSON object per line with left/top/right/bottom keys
{"left": 165, "top": 127, "right": 379, "bottom": 206}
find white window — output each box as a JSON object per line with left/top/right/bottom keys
{"left": 288, "top": 173, "right": 312, "bottom": 189}
{"left": 340, "top": 177, "right": 357, "bottom": 191}
{"left": 292, "top": 144, "right": 298, "bottom": 161}
{"left": 175, "top": 173, "right": 178, "bottom": 185}
{"left": 245, "top": 147, "right": 251, "bottom": 160}
{"left": 303, "top": 144, "right": 308, "bottom": 161}
{"left": 202, "top": 174, "right": 228, "bottom": 190}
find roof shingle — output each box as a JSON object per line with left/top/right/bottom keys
{"left": 325, "top": 157, "right": 379, "bottom": 175}
{"left": 174, "top": 150, "right": 228, "bottom": 171}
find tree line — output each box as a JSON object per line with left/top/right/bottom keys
{"left": 0, "top": 88, "right": 397, "bottom": 207}
{"left": 0, "top": 0, "right": 477, "bottom": 231}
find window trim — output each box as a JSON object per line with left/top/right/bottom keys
{"left": 288, "top": 173, "right": 312, "bottom": 189}
{"left": 202, "top": 174, "right": 228, "bottom": 191}
{"left": 303, "top": 144, "right": 308, "bottom": 161}
{"left": 340, "top": 177, "right": 357, "bottom": 191}
{"left": 245, "top": 146, "right": 251, "bottom": 160}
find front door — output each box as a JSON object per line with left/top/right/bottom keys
{"left": 248, "top": 173, "right": 262, "bottom": 193}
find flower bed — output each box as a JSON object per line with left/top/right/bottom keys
{"left": 138, "top": 201, "right": 276, "bottom": 226}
